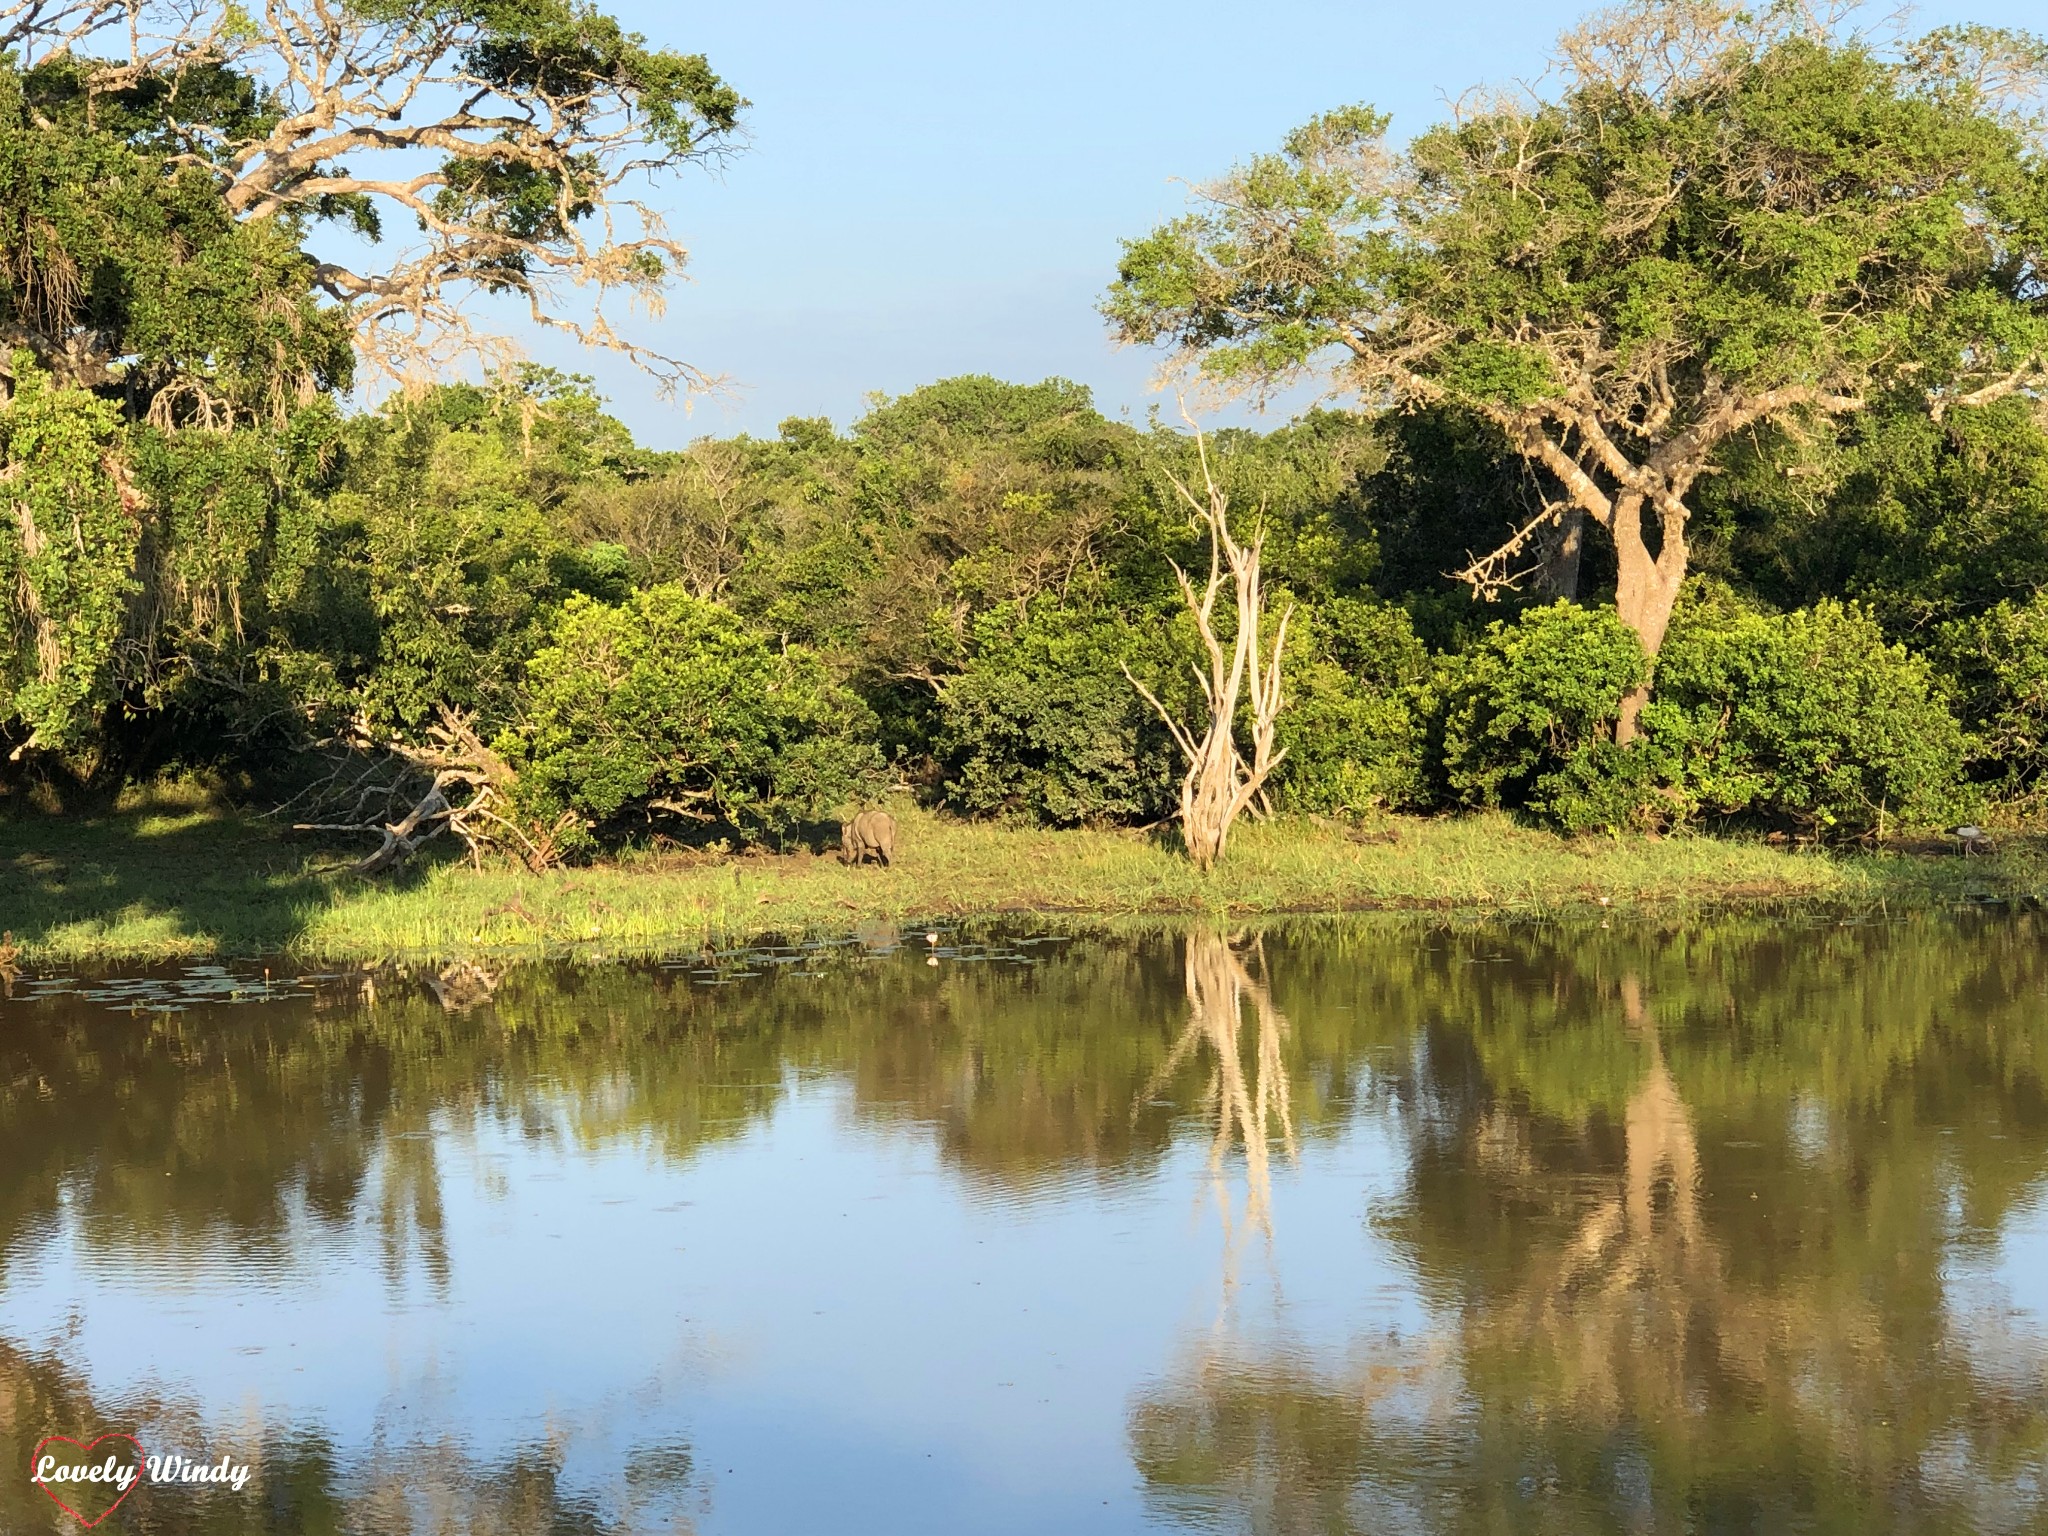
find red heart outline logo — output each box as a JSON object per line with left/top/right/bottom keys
{"left": 29, "top": 1433, "right": 146, "bottom": 1529}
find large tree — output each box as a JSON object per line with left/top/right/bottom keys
{"left": 0, "top": 0, "right": 742, "bottom": 391}
{"left": 1, "top": 0, "right": 738, "bottom": 774}
{"left": 1106, "top": 0, "right": 2048, "bottom": 738}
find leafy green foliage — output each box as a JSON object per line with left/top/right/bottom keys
{"left": 1696, "top": 398, "right": 2048, "bottom": 631}
{"left": 1109, "top": 25, "right": 2048, "bottom": 417}
{"left": 843, "top": 376, "right": 1143, "bottom": 689}
{"left": 1272, "top": 597, "right": 1427, "bottom": 813}
{"left": 1433, "top": 591, "right": 1964, "bottom": 836}
{"left": 510, "top": 585, "right": 883, "bottom": 846}
{"left": 1107, "top": 3, "right": 2048, "bottom": 719}
{"left": 0, "top": 367, "right": 131, "bottom": 753}
{"left": 298, "top": 372, "right": 640, "bottom": 739}
{"left": 1645, "top": 592, "right": 1967, "bottom": 836}
{"left": 1, "top": 0, "right": 745, "bottom": 386}
{"left": 934, "top": 602, "right": 1177, "bottom": 826}
{"left": 121, "top": 408, "right": 348, "bottom": 755}
{"left": 0, "top": 329, "right": 2011, "bottom": 841}
{"left": 1435, "top": 603, "right": 1650, "bottom": 828}
{"left": 1934, "top": 596, "right": 2048, "bottom": 807}
{"left": 0, "top": 63, "right": 352, "bottom": 418}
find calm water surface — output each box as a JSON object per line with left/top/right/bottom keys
{"left": 2, "top": 916, "right": 2046, "bottom": 1533}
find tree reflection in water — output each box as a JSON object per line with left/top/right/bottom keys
{"left": 0, "top": 1339, "right": 695, "bottom": 1536}
{"left": 1130, "top": 925, "right": 2048, "bottom": 1535}
{"left": 2, "top": 918, "right": 2046, "bottom": 1532}
{"left": 1142, "top": 930, "right": 1298, "bottom": 1277}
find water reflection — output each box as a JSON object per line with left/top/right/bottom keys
{"left": 0, "top": 915, "right": 2044, "bottom": 1532}
{"left": 1146, "top": 930, "right": 1298, "bottom": 1263}
{"left": 1135, "top": 922, "right": 2048, "bottom": 1535}
{"left": 0, "top": 1337, "right": 693, "bottom": 1535}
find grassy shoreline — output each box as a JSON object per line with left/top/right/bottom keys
{"left": 3, "top": 794, "right": 2042, "bottom": 966}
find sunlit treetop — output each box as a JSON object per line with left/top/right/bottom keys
{"left": 0, "top": 0, "right": 745, "bottom": 392}
{"left": 1107, "top": 0, "right": 2048, "bottom": 736}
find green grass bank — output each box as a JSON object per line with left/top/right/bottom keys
{"left": 2, "top": 792, "right": 2042, "bottom": 965}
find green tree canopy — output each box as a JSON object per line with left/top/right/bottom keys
{"left": 1107, "top": 0, "right": 2048, "bottom": 739}
{"left": 0, "top": 62, "right": 353, "bottom": 422}
{"left": 1, "top": 0, "right": 743, "bottom": 387}
{"left": 510, "top": 583, "right": 884, "bottom": 845}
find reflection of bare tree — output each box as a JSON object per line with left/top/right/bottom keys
{"left": 429, "top": 960, "right": 499, "bottom": 1012}
{"left": 1129, "top": 964, "right": 2048, "bottom": 1533}
{"left": 1141, "top": 931, "right": 1298, "bottom": 1262}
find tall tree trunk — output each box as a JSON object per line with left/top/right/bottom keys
{"left": 1610, "top": 494, "right": 1686, "bottom": 745}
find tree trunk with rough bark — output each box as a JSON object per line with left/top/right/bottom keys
{"left": 1610, "top": 492, "right": 1687, "bottom": 744}
{"left": 1539, "top": 507, "right": 1585, "bottom": 601}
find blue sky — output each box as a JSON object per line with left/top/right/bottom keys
{"left": 516, "top": 0, "right": 2045, "bottom": 444}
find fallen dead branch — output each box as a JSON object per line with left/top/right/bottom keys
{"left": 280, "top": 706, "right": 577, "bottom": 876}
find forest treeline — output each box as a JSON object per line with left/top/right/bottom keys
{"left": 2, "top": 0, "right": 2047, "bottom": 853}
{"left": 10, "top": 362, "right": 2045, "bottom": 844}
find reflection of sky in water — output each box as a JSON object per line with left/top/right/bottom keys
{"left": 1, "top": 1076, "right": 1422, "bottom": 1533}
{"left": 1983, "top": 1188, "right": 2048, "bottom": 1349}
{"left": 1998, "top": 1187, "right": 2048, "bottom": 1310}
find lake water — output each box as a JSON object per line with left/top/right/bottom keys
{"left": 2, "top": 914, "right": 2046, "bottom": 1534}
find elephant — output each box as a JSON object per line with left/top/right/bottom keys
{"left": 840, "top": 810, "right": 897, "bottom": 867}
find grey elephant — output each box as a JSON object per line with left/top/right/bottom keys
{"left": 840, "top": 810, "right": 897, "bottom": 867}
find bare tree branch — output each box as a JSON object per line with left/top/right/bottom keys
{"left": 1, "top": 0, "right": 744, "bottom": 391}
{"left": 1125, "top": 405, "right": 1292, "bottom": 869}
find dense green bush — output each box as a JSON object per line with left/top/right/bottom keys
{"left": 1936, "top": 596, "right": 2048, "bottom": 806}
{"left": 1428, "top": 592, "right": 1967, "bottom": 837}
{"left": 1434, "top": 602, "right": 1649, "bottom": 830}
{"left": 0, "top": 372, "right": 132, "bottom": 756}
{"left": 315, "top": 380, "right": 641, "bottom": 740}
{"left": 1645, "top": 592, "right": 1965, "bottom": 837}
{"left": 4, "top": 0, "right": 2046, "bottom": 860}
{"left": 1273, "top": 596, "right": 1428, "bottom": 813}
{"left": 934, "top": 603, "right": 1177, "bottom": 825}
{"left": 509, "top": 586, "right": 883, "bottom": 847}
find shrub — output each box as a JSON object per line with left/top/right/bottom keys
{"left": 1273, "top": 596, "right": 1428, "bottom": 813}
{"left": 935, "top": 603, "right": 1177, "bottom": 825}
{"left": 509, "top": 586, "right": 882, "bottom": 846}
{"left": 1645, "top": 589, "right": 1966, "bottom": 836}
{"left": 1428, "top": 592, "right": 1967, "bottom": 837}
{"left": 1434, "top": 602, "right": 1649, "bottom": 829}
{"left": 1935, "top": 595, "right": 2048, "bottom": 806}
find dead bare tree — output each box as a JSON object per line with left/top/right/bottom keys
{"left": 1125, "top": 417, "right": 1291, "bottom": 870}
{"left": 278, "top": 706, "right": 573, "bottom": 876}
